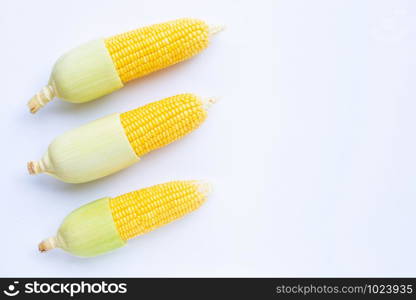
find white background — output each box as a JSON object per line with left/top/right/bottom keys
{"left": 1, "top": 0, "right": 415, "bottom": 277}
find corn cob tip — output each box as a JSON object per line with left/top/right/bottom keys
{"left": 27, "top": 161, "right": 45, "bottom": 175}
{"left": 38, "top": 237, "right": 58, "bottom": 252}
{"left": 208, "top": 24, "right": 225, "bottom": 36}
{"left": 201, "top": 97, "right": 218, "bottom": 110}
{"left": 196, "top": 181, "right": 213, "bottom": 197}
{"left": 28, "top": 84, "right": 56, "bottom": 114}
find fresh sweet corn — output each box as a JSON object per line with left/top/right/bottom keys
{"left": 27, "top": 93, "right": 215, "bottom": 183}
{"left": 38, "top": 180, "right": 211, "bottom": 257}
{"left": 28, "top": 18, "right": 223, "bottom": 113}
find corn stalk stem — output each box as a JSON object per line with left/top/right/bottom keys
{"left": 38, "top": 237, "right": 58, "bottom": 252}
{"left": 27, "top": 160, "right": 45, "bottom": 175}
{"left": 28, "top": 84, "right": 56, "bottom": 114}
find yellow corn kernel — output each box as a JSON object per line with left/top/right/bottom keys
{"left": 105, "top": 18, "right": 209, "bottom": 83}
{"left": 110, "top": 181, "right": 210, "bottom": 241}
{"left": 120, "top": 93, "right": 207, "bottom": 157}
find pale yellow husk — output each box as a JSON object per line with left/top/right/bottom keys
{"left": 28, "top": 113, "right": 139, "bottom": 183}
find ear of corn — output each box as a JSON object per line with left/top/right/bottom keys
{"left": 38, "top": 181, "right": 210, "bottom": 257}
{"left": 27, "top": 94, "right": 213, "bottom": 183}
{"left": 28, "top": 18, "right": 222, "bottom": 113}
